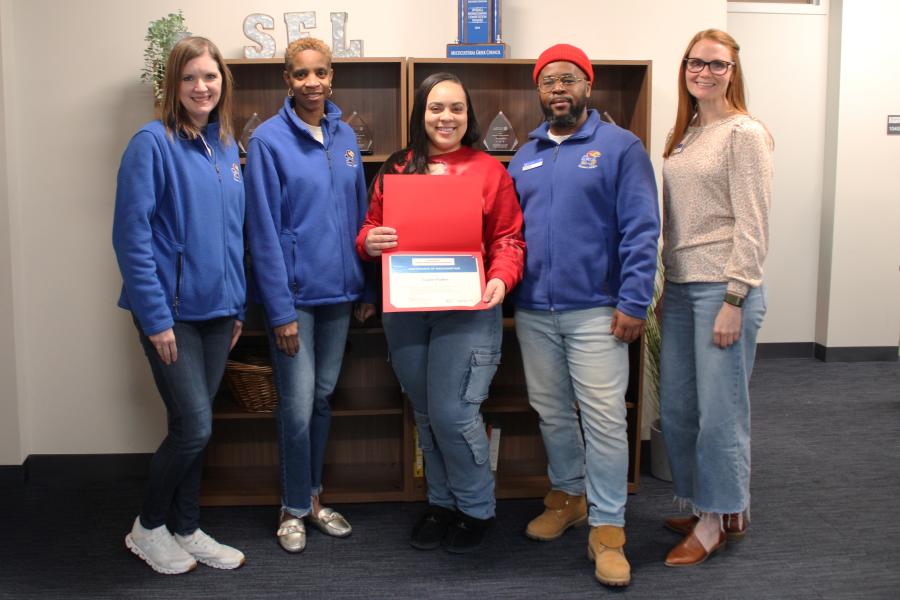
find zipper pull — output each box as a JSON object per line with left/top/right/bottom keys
{"left": 174, "top": 252, "right": 183, "bottom": 316}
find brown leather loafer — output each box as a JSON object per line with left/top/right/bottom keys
{"left": 664, "top": 529, "right": 726, "bottom": 567}
{"left": 664, "top": 513, "right": 747, "bottom": 540}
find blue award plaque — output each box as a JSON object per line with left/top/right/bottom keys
{"left": 447, "top": 0, "right": 508, "bottom": 59}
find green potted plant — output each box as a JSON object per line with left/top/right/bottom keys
{"left": 645, "top": 257, "right": 672, "bottom": 481}
{"left": 140, "top": 11, "right": 190, "bottom": 105}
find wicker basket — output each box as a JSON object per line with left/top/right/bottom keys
{"left": 223, "top": 357, "right": 278, "bottom": 413}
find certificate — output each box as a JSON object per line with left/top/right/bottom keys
{"left": 387, "top": 255, "right": 482, "bottom": 309}
{"left": 381, "top": 175, "right": 486, "bottom": 312}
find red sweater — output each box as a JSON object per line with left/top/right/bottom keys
{"left": 356, "top": 146, "right": 525, "bottom": 293}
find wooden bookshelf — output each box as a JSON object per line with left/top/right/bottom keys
{"left": 407, "top": 58, "right": 651, "bottom": 152}
{"left": 227, "top": 57, "right": 407, "bottom": 161}
{"left": 201, "top": 56, "right": 650, "bottom": 506}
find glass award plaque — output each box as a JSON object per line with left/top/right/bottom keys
{"left": 238, "top": 112, "right": 262, "bottom": 157}
{"left": 346, "top": 111, "right": 374, "bottom": 154}
{"left": 482, "top": 110, "right": 518, "bottom": 153}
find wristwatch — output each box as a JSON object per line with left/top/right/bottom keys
{"left": 723, "top": 292, "right": 745, "bottom": 308}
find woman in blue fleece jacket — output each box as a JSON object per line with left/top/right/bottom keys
{"left": 113, "top": 37, "right": 246, "bottom": 575}
{"left": 243, "top": 37, "right": 373, "bottom": 553}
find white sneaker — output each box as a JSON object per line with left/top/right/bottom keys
{"left": 175, "top": 528, "right": 245, "bottom": 570}
{"left": 125, "top": 517, "right": 197, "bottom": 575}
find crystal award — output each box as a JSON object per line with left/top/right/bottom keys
{"left": 346, "top": 111, "right": 374, "bottom": 154}
{"left": 482, "top": 110, "right": 518, "bottom": 153}
{"left": 238, "top": 112, "right": 262, "bottom": 157}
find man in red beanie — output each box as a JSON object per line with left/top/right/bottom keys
{"left": 509, "top": 43, "right": 659, "bottom": 587}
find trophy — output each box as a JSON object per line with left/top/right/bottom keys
{"left": 447, "top": 0, "right": 507, "bottom": 59}
{"left": 346, "top": 111, "right": 374, "bottom": 154}
{"left": 482, "top": 111, "right": 518, "bottom": 153}
{"left": 238, "top": 112, "right": 262, "bottom": 157}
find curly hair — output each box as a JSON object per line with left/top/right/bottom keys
{"left": 284, "top": 37, "right": 333, "bottom": 70}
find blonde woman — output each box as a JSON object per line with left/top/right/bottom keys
{"left": 114, "top": 36, "right": 246, "bottom": 574}
{"left": 660, "top": 28, "right": 773, "bottom": 567}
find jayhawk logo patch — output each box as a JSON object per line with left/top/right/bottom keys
{"left": 578, "top": 150, "right": 602, "bottom": 169}
{"left": 231, "top": 163, "right": 241, "bottom": 182}
{"left": 344, "top": 149, "right": 357, "bottom": 167}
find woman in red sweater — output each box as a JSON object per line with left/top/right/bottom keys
{"left": 357, "top": 72, "right": 524, "bottom": 553}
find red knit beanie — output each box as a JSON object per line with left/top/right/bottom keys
{"left": 533, "top": 44, "right": 593, "bottom": 83}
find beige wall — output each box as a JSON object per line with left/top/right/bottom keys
{"left": 0, "top": 0, "right": 724, "bottom": 457}
{"left": 729, "top": 10, "right": 830, "bottom": 344}
{"left": 2, "top": 1, "right": 895, "bottom": 459}
{"left": 817, "top": 0, "right": 900, "bottom": 349}
{"left": 0, "top": 0, "right": 23, "bottom": 464}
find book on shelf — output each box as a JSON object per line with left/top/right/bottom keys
{"left": 413, "top": 427, "right": 424, "bottom": 478}
{"left": 486, "top": 421, "right": 501, "bottom": 472}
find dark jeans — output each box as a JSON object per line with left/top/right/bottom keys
{"left": 135, "top": 316, "right": 234, "bottom": 535}
{"left": 268, "top": 303, "right": 353, "bottom": 516}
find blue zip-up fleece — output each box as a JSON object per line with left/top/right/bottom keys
{"left": 244, "top": 98, "right": 369, "bottom": 328}
{"left": 113, "top": 120, "right": 246, "bottom": 336}
{"left": 509, "top": 110, "right": 660, "bottom": 319}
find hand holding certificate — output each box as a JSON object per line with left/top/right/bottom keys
{"left": 380, "top": 175, "right": 487, "bottom": 312}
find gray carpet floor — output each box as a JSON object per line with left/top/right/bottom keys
{"left": 1, "top": 358, "right": 898, "bottom": 599}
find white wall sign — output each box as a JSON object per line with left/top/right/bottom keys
{"left": 888, "top": 115, "right": 900, "bottom": 135}
{"left": 243, "top": 11, "right": 364, "bottom": 59}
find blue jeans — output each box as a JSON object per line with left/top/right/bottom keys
{"left": 660, "top": 282, "right": 766, "bottom": 514}
{"left": 269, "top": 303, "right": 353, "bottom": 517}
{"left": 136, "top": 316, "right": 235, "bottom": 535}
{"left": 383, "top": 306, "right": 502, "bottom": 520}
{"left": 515, "top": 307, "right": 630, "bottom": 527}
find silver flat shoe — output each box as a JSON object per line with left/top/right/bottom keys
{"left": 277, "top": 509, "right": 306, "bottom": 553}
{"left": 308, "top": 507, "right": 352, "bottom": 538}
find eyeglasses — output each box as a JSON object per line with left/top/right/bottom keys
{"left": 538, "top": 75, "right": 586, "bottom": 92}
{"left": 683, "top": 58, "right": 734, "bottom": 76}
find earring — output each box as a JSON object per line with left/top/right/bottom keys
{"left": 288, "top": 88, "right": 294, "bottom": 98}
{"left": 328, "top": 88, "right": 334, "bottom": 97}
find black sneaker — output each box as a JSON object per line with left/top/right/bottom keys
{"left": 443, "top": 512, "right": 495, "bottom": 554}
{"left": 410, "top": 505, "right": 456, "bottom": 550}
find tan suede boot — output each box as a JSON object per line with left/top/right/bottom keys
{"left": 525, "top": 490, "right": 588, "bottom": 541}
{"left": 587, "top": 525, "right": 631, "bottom": 587}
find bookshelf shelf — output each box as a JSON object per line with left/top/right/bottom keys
{"left": 201, "top": 56, "right": 649, "bottom": 506}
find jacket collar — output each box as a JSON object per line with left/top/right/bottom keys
{"left": 527, "top": 109, "right": 602, "bottom": 145}
{"left": 280, "top": 97, "right": 343, "bottom": 141}
{"left": 200, "top": 120, "right": 221, "bottom": 141}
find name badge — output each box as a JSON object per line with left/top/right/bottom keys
{"left": 522, "top": 159, "right": 543, "bottom": 171}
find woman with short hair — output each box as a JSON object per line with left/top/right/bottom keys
{"left": 244, "top": 37, "right": 373, "bottom": 553}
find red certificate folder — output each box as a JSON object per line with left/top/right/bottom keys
{"left": 381, "top": 174, "right": 486, "bottom": 312}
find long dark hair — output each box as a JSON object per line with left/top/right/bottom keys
{"left": 372, "top": 72, "right": 480, "bottom": 194}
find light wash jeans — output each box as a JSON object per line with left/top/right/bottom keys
{"left": 660, "top": 282, "right": 766, "bottom": 514}
{"left": 268, "top": 303, "right": 353, "bottom": 517}
{"left": 136, "top": 316, "right": 235, "bottom": 535}
{"left": 515, "top": 306, "right": 630, "bottom": 527}
{"left": 382, "top": 306, "right": 502, "bottom": 520}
